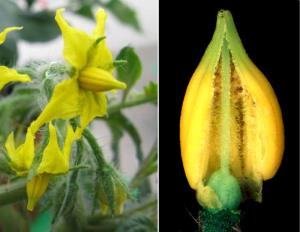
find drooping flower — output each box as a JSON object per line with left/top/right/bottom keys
{"left": 27, "top": 122, "right": 76, "bottom": 210}
{"left": 0, "top": 27, "right": 31, "bottom": 90}
{"left": 5, "top": 122, "right": 76, "bottom": 210}
{"left": 30, "top": 9, "right": 126, "bottom": 136}
{"left": 5, "top": 127, "right": 35, "bottom": 176}
{"left": 180, "top": 10, "right": 284, "bottom": 210}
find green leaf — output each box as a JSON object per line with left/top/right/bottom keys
{"left": 107, "top": 113, "right": 152, "bottom": 197}
{"left": 143, "top": 82, "right": 157, "bottom": 105}
{"left": 107, "top": 121, "right": 123, "bottom": 167}
{"left": 130, "top": 144, "right": 157, "bottom": 189}
{"left": 116, "top": 47, "right": 142, "bottom": 99}
{"left": 104, "top": 0, "right": 141, "bottom": 31}
{"left": 0, "top": 37, "right": 18, "bottom": 67}
{"left": 107, "top": 112, "right": 143, "bottom": 164}
{"left": 75, "top": 3, "right": 94, "bottom": 19}
{"left": 16, "top": 11, "right": 60, "bottom": 42}
{"left": 0, "top": 1, "right": 60, "bottom": 42}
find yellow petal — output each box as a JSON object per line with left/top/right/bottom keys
{"left": 30, "top": 78, "right": 81, "bottom": 133}
{"left": 180, "top": 71, "right": 215, "bottom": 189}
{"left": 0, "top": 27, "right": 22, "bottom": 45}
{"left": 55, "top": 8, "right": 94, "bottom": 70}
{"left": 93, "top": 9, "right": 107, "bottom": 37}
{"left": 88, "top": 9, "right": 114, "bottom": 70}
{"left": 0, "top": 66, "right": 31, "bottom": 90}
{"left": 5, "top": 129, "right": 35, "bottom": 176}
{"left": 63, "top": 123, "right": 76, "bottom": 160}
{"left": 78, "top": 67, "right": 126, "bottom": 92}
{"left": 26, "top": 174, "right": 49, "bottom": 211}
{"left": 37, "top": 123, "right": 70, "bottom": 174}
{"left": 76, "top": 91, "right": 107, "bottom": 137}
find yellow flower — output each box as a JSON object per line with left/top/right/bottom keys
{"left": 180, "top": 10, "right": 284, "bottom": 210}
{"left": 5, "top": 128, "right": 35, "bottom": 176}
{"left": 27, "top": 122, "right": 76, "bottom": 210}
{"left": 0, "top": 27, "right": 31, "bottom": 90}
{"left": 5, "top": 122, "right": 76, "bottom": 210}
{"left": 30, "top": 9, "right": 126, "bottom": 136}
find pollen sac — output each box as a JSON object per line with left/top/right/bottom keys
{"left": 78, "top": 67, "right": 126, "bottom": 92}
{"left": 180, "top": 10, "right": 284, "bottom": 209}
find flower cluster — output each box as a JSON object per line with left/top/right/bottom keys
{"left": 0, "top": 8, "right": 126, "bottom": 210}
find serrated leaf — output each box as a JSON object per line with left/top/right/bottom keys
{"left": 116, "top": 47, "right": 142, "bottom": 98}
{"left": 104, "top": 0, "right": 141, "bottom": 31}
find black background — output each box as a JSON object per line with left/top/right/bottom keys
{"left": 159, "top": 1, "right": 299, "bottom": 231}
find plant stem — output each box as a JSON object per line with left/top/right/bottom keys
{"left": 130, "top": 142, "right": 157, "bottom": 189}
{"left": 0, "top": 179, "right": 26, "bottom": 206}
{"left": 87, "top": 196, "right": 157, "bottom": 225}
{"left": 82, "top": 129, "right": 106, "bottom": 168}
{"left": 108, "top": 93, "right": 156, "bottom": 115}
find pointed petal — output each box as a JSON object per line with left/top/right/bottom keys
{"left": 93, "top": 9, "right": 107, "bottom": 37}
{"left": 93, "top": 9, "right": 107, "bottom": 38}
{"left": 55, "top": 8, "right": 94, "bottom": 70}
{"left": 0, "top": 66, "right": 31, "bottom": 90}
{"left": 5, "top": 130, "right": 35, "bottom": 176}
{"left": 30, "top": 78, "right": 81, "bottom": 133}
{"left": 26, "top": 174, "right": 49, "bottom": 211}
{"left": 19, "top": 129, "right": 35, "bottom": 170}
{"left": 37, "top": 123, "right": 69, "bottom": 174}
{"left": 0, "top": 27, "right": 22, "bottom": 45}
{"left": 63, "top": 123, "right": 76, "bottom": 161}
{"left": 88, "top": 9, "right": 113, "bottom": 70}
{"left": 5, "top": 132, "right": 16, "bottom": 158}
{"left": 76, "top": 91, "right": 107, "bottom": 137}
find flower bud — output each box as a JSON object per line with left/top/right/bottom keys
{"left": 78, "top": 67, "right": 126, "bottom": 92}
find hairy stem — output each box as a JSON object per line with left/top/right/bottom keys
{"left": 0, "top": 179, "right": 26, "bottom": 206}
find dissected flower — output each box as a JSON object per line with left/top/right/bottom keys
{"left": 30, "top": 8, "right": 126, "bottom": 136}
{"left": 180, "top": 10, "right": 284, "bottom": 210}
{"left": 0, "top": 27, "right": 31, "bottom": 90}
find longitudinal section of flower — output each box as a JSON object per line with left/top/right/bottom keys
{"left": 180, "top": 10, "right": 284, "bottom": 209}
